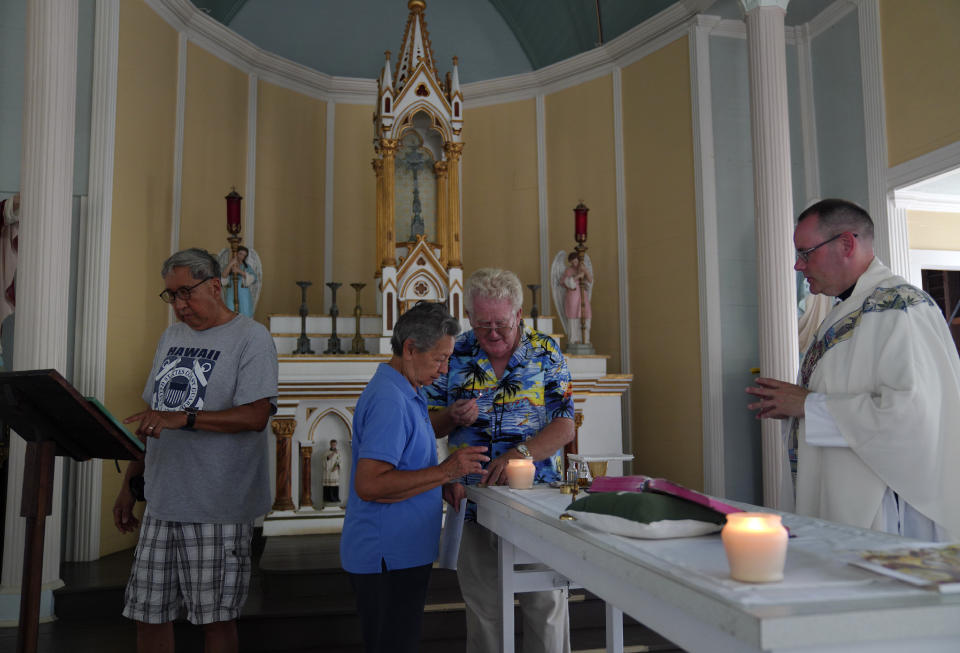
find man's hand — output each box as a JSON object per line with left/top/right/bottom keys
{"left": 480, "top": 450, "right": 525, "bottom": 487}
{"left": 449, "top": 398, "right": 479, "bottom": 427}
{"left": 746, "top": 377, "right": 810, "bottom": 419}
{"left": 124, "top": 409, "right": 186, "bottom": 440}
{"left": 439, "top": 445, "right": 489, "bottom": 481}
{"left": 113, "top": 486, "right": 139, "bottom": 534}
{"left": 443, "top": 482, "right": 467, "bottom": 510}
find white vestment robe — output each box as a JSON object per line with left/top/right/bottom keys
{"left": 796, "top": 258, "right": 960, "bottom": 540}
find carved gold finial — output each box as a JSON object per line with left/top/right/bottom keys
{"left": 408, "top": 0, "right": 425, "bottom": 12}
{"left": 453, "top": 55, "right": 458, "bottom": 66}
{"left": 384, "top": 50, "right": 391, "bottom": 60}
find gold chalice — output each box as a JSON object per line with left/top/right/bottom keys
{"left": 587, "top": 460, "right": 608, "bottom": 479}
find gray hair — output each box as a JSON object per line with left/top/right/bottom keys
{"left": 798, "top": 199, "right": 874, "bottom": 241}
{"left": 464, "top": 268, "right": 523, "bottom": 314}
{"left": 390, "top": 301, "right": 460, "bottom": 356}
{"left": 161, "top": 248, "right": 221, "bottom": 280}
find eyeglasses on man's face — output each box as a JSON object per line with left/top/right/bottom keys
{"left": 159, "top": 277, "right": 213, "bottom": 304}
{"left": 795, "top": 232, "right": 857, "bottom": 263}
{"left": 472, "top": 319, "right": 517, "bottom": 336}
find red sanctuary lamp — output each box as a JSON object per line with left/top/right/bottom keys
{"left": 574, "top": 201, "right": 588, "bottom": 244}
{"left": 573, "top": 202, "right": 589, "bottom": 346}
{"left": 225, "top": 188, "right": 243, "bottom": 310}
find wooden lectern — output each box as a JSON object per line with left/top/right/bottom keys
{"left": 0, "top": 369, "right": 144, "bottom": 653}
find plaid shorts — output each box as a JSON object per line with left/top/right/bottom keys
{"left": 122, "top": 512, "right": 253, "bottom": 625}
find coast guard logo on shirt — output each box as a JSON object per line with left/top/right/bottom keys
{"left": 151, "top": 346, "right": 221, "bottom": 411}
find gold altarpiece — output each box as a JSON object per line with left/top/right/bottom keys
{"left": 372, "top": 0, "right": 465, "bottom": 348}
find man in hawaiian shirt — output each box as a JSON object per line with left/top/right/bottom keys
{"left": 427, "top": 268, "right": 575, "bottom": 653}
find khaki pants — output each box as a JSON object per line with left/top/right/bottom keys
{"left": 457, "top": 520, "right": 571, "bottom": 653}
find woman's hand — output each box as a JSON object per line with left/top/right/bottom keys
{"left": 440, "top": 445, "right": 489, "bottom": 481}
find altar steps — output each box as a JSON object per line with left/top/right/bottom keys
{"left": 2, "top": 533, "right": 684, "bottom": 652}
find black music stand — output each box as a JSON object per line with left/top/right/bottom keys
{"left": 0, "top": 369, "right": 144, "bottom": 653}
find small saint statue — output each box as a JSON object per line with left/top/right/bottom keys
{"left": 217, "top": 245, "right": 262, "bottom": 317}
{"left": 551, "top": 250, "right": 594, "bottom": 352}
{"left": 323, "top": 439, "right": 341, "bottom": 507}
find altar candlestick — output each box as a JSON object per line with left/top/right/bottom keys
{"left": 721, "top": 512, "right": 788, "bottom": 582}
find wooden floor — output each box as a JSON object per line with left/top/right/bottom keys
{"left": 0, "top": 532, "right": 685, "bottom": 652}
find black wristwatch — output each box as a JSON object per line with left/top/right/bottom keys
{"left": 184, "top": 407, "right": 198, "bottom": 430}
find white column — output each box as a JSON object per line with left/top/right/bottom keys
{"left": 689, "top": 16, "right": 725, "bottom": 497}
{"left": 323, "top": 102, "right": 336, "bottom": 310}
{"left": 65, "top": 0, "right": 119, "bottom": 563}
{"left": 536, "top": 94, "right": 550, "bottom": 315}
{"left": 741, "top": 0, "right": 798, "bottom": 509}
{"left": 856, "top": 0, "right": 895, "bottom": 265}
{"left": 886, "top": 198, "right": 910, "bottom": 279}
{"left": 1, "top": 0, "right": 78, "bottom": 614}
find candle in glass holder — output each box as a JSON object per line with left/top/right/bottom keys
{"left": 506, "top": 458, "right": 535, "bottom": 489}
{"left": 573, "top": 202, "right": 589, "bottom": 241}
{"left": 721, "top": 512, "right": 788, "bottom": 582}
{"left": 225, "top": 188, "right": 242, "bottom": 234}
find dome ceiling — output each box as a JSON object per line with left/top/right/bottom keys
{"left": 188, "top": 0, "right": 837, "bottom": 84}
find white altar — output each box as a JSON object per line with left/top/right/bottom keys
{"left": 263, "top": 313, "right": 631, "bottom": 536}
{"left": 468, "top": 485, "right": 960, "bottom": 653}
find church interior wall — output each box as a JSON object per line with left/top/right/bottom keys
{"left": 545, "top": 75, "right": 621, "bottom": 375}
{"left": 179, "top": 43, "right": 248, "bottom": 255}
{"left": 331, "top": 103, "right": 376, "bottom": 316}
{"left": 880, "top": 0, "right": 960, "bottom": 167}
{"left": 621, "top": 36, "right": 702, "bottom": 491}
{"left": 708, "top": 33, "right": 761, "bottom": 503}
{"left": 460, "top": 99, "right": 541, "bottom": 301}
{"left": 908, "top": 210, "right": 960, "bottom": 251}
{"left": 810, "top": 10, "right": 869, "bottom": 210}
{"left": 252, "top": 80, "right": 327, "bottom": 323}
{"left": 0, "top": 0, "right": 27, "bottom": 190}
{"left": 99, "top": 0, "right": 179, "bottom": 557}
{"left": 72, "top": 0, "right": 96, "bottom": 195}
{"left": 0, "top": 0, "right": 94, "bottom": 194}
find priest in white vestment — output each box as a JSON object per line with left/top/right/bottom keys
{"left": 747, "top": 199, "right": 960, "bottom": 542}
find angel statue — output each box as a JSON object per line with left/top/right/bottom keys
{"left": 551, "top": 250, "right": 594, "bottom": 352}
{"left": 217, "top": 245, "right": 262, "bottom": 318}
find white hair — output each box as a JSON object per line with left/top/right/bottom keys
{"left": 464, "top": 268, "right": 523, "bottom": 314}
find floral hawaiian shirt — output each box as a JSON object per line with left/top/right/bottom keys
{"left": 425, "top": 322, "right": 574, "bottom": 516}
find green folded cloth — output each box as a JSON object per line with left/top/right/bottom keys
{"left": 564, "top": 491, "right": 724, "bottom": 539}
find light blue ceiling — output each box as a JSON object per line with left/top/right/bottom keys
{"left": 190, "top": 0, "right": 841, "bottom": 84}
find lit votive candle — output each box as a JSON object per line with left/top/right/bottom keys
{"left": 721, "top": 512, "right": 788, "bottom": 583}
{"left": 506, "top": 458, "right": 535, "bottom": 490}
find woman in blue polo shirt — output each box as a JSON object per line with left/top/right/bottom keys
{"left": 341, "top": 301, "right": 489, "bottom": 653}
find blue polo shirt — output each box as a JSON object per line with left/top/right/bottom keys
{"left": 341, "top": 363, "right": 442, "bottom": 573}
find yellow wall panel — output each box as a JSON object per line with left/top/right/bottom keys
{"left": 881, "top": 0, "right": 960, "bottom": 166}
{"left": 908, "top": 210, "right": 960, "bottom": 250}
{"left": 253, "top": 81, "right": 326, "bottom": 323}
{"left": 180, "top": 44, "right": 248, "bottom": 254}
{"left": 461, "top": 100, "right": 541, "bottom": 302}
{"left": 545, "top": 76, "right": 620, "bottom": 371}
{"left": 101, "top": 0, "right": 179, "bottom": 556}
{"left": 332, "top": 104, "right": 377, "bottom": 313}
{"left": 621, "top": 37, "right": 703, "bottom": 490}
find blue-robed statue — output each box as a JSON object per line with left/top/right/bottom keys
{"left": 218, "top": 245, "right": 262, "bottom": 318}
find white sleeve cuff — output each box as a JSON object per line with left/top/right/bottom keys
{"left": 803, "top": 393, "right": 848, "bottom": 448}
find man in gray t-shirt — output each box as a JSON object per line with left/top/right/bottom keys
{"left": 113, "top": 248, "right": 278, "bottom": 653}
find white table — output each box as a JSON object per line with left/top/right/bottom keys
{"left": 466, "top": 485, "right": 960, "bottom": 653}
